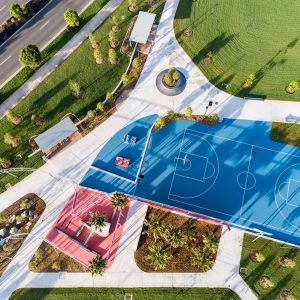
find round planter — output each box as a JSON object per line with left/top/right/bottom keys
{"left": 156, "top": 69, "right": 187, "bottom": 96}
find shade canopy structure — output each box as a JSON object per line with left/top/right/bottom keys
{"left": 34, "top": 117, "right": 78, "bottom": 153}
{"left": 129, "top": 11, "right": 156, "bottom": 44}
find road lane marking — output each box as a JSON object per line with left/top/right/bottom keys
{"left": 0, "top": 56, "right": 11, "bottom": 66}
{"left": 40, "top": 20, "right": 50, "bottom": 30}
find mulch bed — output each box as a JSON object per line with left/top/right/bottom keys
{"left": 0, "top": 193, "right": 45, "bottom": 276}
{"left": 29, "top": 241, "right": 86, "bottom": 272}
{"left": 134, "top": 207, "right": 222, "bottom": 272}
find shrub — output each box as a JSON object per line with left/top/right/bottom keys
{"left": 145, "top": 243, "right": 172, "bottom": 270}
{"left": 110, "top": 192, "right": 129, "bottom": 210}
{"left": 184, "top": 107, "right": 193, "bottom": 117}
{"left": 121, "top": 73, "right": 131, "bottom": 86}
{"left": 28, "top": 261, "right": 37, "bottom": 271}
{"left": 15, "top": 215, "right": 24, "bottom": 223}
{"left": 202, "top": 114, "right": 219, "bottom": 125}
{"left": 111, "top": 16, "right": 120, "bottom": 32}
{"left": 278, "top": 256, "right": 296, "bottom": 268}
{"left": 250, "top": 250, "right": 265, "bottom": 262}
{"left": 34, "top": 248, "right": 44, "bottom": 261}
{"left": 31, "top": 114, "right": 44, "bottom": 126}
{"left": 154, "top": 116, "right": 166, "bottom": 129}
{"left": 4, "top": 133, "right": 21, "bottom": 148}
{"left": 167, "top": 110, "right": 175, "bottom": 120}
{"left": 69, "top": 80, "right": 82, "bottom": 98}
{"left": 108, "top": 48, "right": 118, "bottom": 65}
{"left": 19, "top": 45, "right": 42, "bottom": 68}
{"left": 163, "top": 225, "right": 185, "bottom": 248}
{"left": 52, "top": 261, "right": 61, "bottom": 271}
{"left": 128, "top": 0, "right": 138, "bottom": 12}
{"left": 89, "top": 33, "right": 99, "bottom": 49}
{"left": 20, "top": 198, "right": 33, "bottom": 210}
{"left": 183, "top": 219, "right": 197, "bottom": 244}
{"left": 285, "top": 81, "right": 299, "bottom": 94}
{"left": 202, "top": 232, "right": 219, "bottom": 254}
{"left": 163, "top": 68, "right": 180, "bottom": 87}
{"left": 279, "top": 289, "right": 295, "bottom": 300}
{"left": 94, "top": 49, "right": 103, "bottom": 64}
{"left": 108, "top": 30, "right": 119, "bottom": 48}
{"left": 242, "top": 73, "right": 256, "bottom": 89}
{"left": 132, "top": 57, "right": 141, "bottom": 70}
{"left": 5, "top": 110, "right": 22, "bottom": 125}
{"left": 9, "top": 3, "right": 25, "bottom": 20}
{"left": 0, "top": 212, "right": 7, "bottom": 223}
{"left": 259, "top": 276, "right": 274, "bottom": 289}
{"left": 106, "top": 92, "right": 115, "bottom": 104}
{"left": 3, "top": 242, "right": 14, "bottom": 253}
{"left": 0, "top": 157, "right": 12, "bottom": 169}
{"left": 87, "top": 110, "right": 96, "bottom": 120}
{"left": 64, "top": 9, "right": 80, "bottom": 27}
{"left": 143, "top": 214, "right": 166, "bottom": 242}
{"left": 191, "top": 248, "right": 213, "bottom": 271}
{"left": 97, "top": 102, "right": 105, "bottom": 114}
{"left": 88, "top": 211, "right": 106, "bottom": 232}
{"left": 88, "top": 255, "right": 106, "bottom": 276}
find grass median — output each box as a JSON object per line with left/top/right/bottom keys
{"left": 0, "top": 0, "right": 165, "bottom": 192}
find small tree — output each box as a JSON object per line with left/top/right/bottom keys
{"left": 183, "top": 107, "right": 193, "bottom": 118}
{"left": 163, "top": 67, "right": 180, "bottom": 87}
{"left": 279, "top": 290, "right": 295, "bottom": 300}
{"left": 97, "top": 102, "right": 105, "bottom": 114}
{"left": 128, "top": 0, "right": 138, "bottom": 12}
{"left": 191, "top": 248, "right": 213, "bottom": 271}
{"left": 145, "top": 243, "right": 172, "bottom": 270}
{"left": 69, "top": 80, "right": 83, "bottom": 98}
{"left": 164, "top": 225, "right": 185, "bottom": 248}
{"left": 108, "top": 48, "right": 118, "bottom": 65}
{"left": 278, "top": 256, "right": 296, "bottom": 268}
{"left": 108, "top": 30, "right": 119, "bottom": 48}
{"left": 19, "top": 45, "right": 42, "bottom": 68}
{"left": 143, "top": 214, "right": 166, "bottom": 242}
{"left": 88, "top": 211, "right": 106, "bottom": 232}
{"left": 110, "top": 192, "right": 129, "bottom": 210}
{"left": 5, "top": 110, "right": 22, "bottom": 125}
{"left": 64, "top": 9, "right": 80, "bottom": 27}
{"left": 87, "top": 110, "right": 95, "bottom": 120}
{"left": 250, "top": 250, "right": 265, "bottom": 262}
{"left": 242, "top": 73, "right": 255, "bottom": 89}
{"left": 121, "top": 73, "right": 131, "bottom": 86}
{"left": 111, "top": 16, "right": 120, "bottom": 32}
{"left": 285, "top": 81, "right": 299, "bottom": 94}
{"left": 0, "top": 157, "right": 12, "bottom": 169}
{"left": 154, "top": 116, "right": 166, "bottom": 129}
{"left": 9, "top": 3, "right": 25, "bottom": 20}
{"left": 259, "top": 276, "right": 274, "bottom": 289}
{"left": 88, "top": 255, "right": 106, "bottom": 276}
{"left": 89, "top": 33, "right": 99, "bottom": 49}
{"left": 202, "top": 232, "right": 219, "bottom": 254}
{"left": 94, "top": 48, "right": 104, "bottom": 65}
{"left": 4, "top": 132, "right": 21, "bottom": 148}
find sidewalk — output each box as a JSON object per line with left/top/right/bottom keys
{"left": 0, "top": 0, "right": 123, "bottom": 118}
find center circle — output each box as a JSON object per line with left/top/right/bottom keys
{"left": 237, "top": 171, "right": 256, "bottom": 190}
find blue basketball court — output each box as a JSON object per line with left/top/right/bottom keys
{"left": 81, "top": 115, "right": 300, "bottom": 247}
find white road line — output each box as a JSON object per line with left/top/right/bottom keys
{"left": 40, "top": 19, "right": 50, "bottom": 30}
{"left": 0, "top": 55, "right": 11, "bottom": 66}
{"left": 0, "top": 5, "right": 6, "bottom": 12}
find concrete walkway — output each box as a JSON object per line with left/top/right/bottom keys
{"left": 2, "top": 0, "right": 291, "bottom": 298}
{"left": 0, "top": 0, "right": 123, "bottom": 118}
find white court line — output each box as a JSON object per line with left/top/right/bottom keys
{"left": 40, "top": 19, "right": 50, "bottom": 30}
{"left": 286, "top": 179, "right": 300, "bottom": 207}
{"left": 0, "top": 55, "right": 11, "bottom": 66}
{"left": 167, "top": 194, "right": 300, "bottom": 237}
{"left": 185, "top": 128, "right": 300, "bottom": 158}
{"left": 239, "top": 146, "right": 254, "bottom": 216}
{"left": 173, "top": 173, "right": 205, "bottom": 183}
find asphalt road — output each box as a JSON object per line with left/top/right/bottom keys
{"left": 0, "top": 0, "right": 94, "bottom": 87}
{"left": 0, "top": 0, "right": 26, "bottom": 25}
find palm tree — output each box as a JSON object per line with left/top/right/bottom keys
{"left": 164, "top": 225, "right": 185, "bottom": 248}
{"left": 110, "top": 192, "right": 129, "bottom": 210}
{"left": 145, "top": 243, "right": 172, "bottom": 270}
{"left": 143, "top": 214, "right": 166, "bottom": 242}
{"left": 88, "top": 211, "right": 106, "bottom": 232}
{"left": 191, "top": 247, "right": 213, "bottom": 271}
{"left": 202, "top": 232, "right": 219, "bottom": 254}
{"left": 88, "top": 255, "right": 106, "bottom": 276}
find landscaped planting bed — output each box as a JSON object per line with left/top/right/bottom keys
{"left": 0, "top": 0, "right": 166, "bottom": 193}
{"left": 270, "top": 122, "right": 300, "bottom": 148}
{"left": 10, "top": 287, "right": 240, "bottom": 300}
{"left": 28, "top": 241, "right": 85, "bottom": 272}
{"left": 0, "top": 194, "right": 45, "bottom": 275}
{"left": 174, "top": 0, "right": 300, "bottom": 101}
{"left": 135, "top": 207, "right": 221, "bottom": 272}
{"left": 240, "top": 233, "right": 299, "bottom": 300}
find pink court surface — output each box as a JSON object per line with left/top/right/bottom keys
{"left": 45, "top": 188, "right": 129, "bottom": 268}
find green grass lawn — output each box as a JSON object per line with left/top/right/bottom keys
{"left": 0, "top": 0, "right": 108, "bottom": 104}
{"left": 240, "top": 234, "right": 300, "bottom": 299}
{"left": 174, "top": 0, "right": 300, "bottom": 101}
{"left": 10, "top": 288, "right": 240, "bottom": 300}
{"left": 0, "top": 0, "right": 165, "bottom": 192}
{"left": 270, "top": 122, "right": 300, "bottom": 147}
